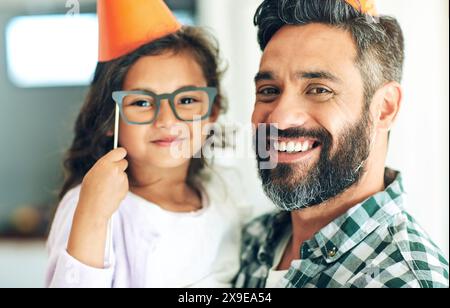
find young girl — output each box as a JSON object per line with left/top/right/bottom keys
{"left": 46, "top": 2, "right": 246, "bottom": 288}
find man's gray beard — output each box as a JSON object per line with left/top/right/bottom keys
{"left": 261, "top": 161, "right": 364, "bottom": 212}
{"left": 262, "top": 164, "right": 323, "bottom": 211}
{"left": 257, "top": 112, "right": 372, "bottom": 212}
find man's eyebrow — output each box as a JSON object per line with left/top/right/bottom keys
{"left": 296, "top": 71, "right": 342, "bottom": 83}
{"left": 254, "top": 70, "right": 342, "bottom": 84}
{"left": 254, "top": 71, "right": 275, "bottom": 83}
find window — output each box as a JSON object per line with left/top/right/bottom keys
{"left": 5, "top": 11, "right": 195, "bottom": 88}
{"left": 6, "top": 14, "right": 98, "bottom": 88}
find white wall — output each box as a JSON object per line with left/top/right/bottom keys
{"left": 0, "top": 241, "right": 47, "bottom": 288}
{"left": 379, "top": 0, "right": 449, "bottom": 257}
{"left": 198, "top": 0, "right": 449, "bottom": 256}
{"left": 198, "top": 0, "right": 275, "bottom": 218}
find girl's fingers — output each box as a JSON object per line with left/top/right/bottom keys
{"left": 116, "top": 159, "right": 129, "bottom": 171}
{"left": 104, "top": 147, "right": 127, "bottom": 162}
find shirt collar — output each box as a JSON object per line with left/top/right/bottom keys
{"left": 312, "top": 168, "right": 405, "bottom": 262}
{"left": 258, "top": 168, "right": 406, "bottom": 264}
{"left": 256, "top": 210, "right": 291, "bottom": 265}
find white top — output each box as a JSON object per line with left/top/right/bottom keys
{"left": 46, "top": 170, "right": 250, "bottom": 288}
{"left": 265, "top": 231, "right": 291, "bottom": 288}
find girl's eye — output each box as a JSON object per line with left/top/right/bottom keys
{"left": 179, "top": 97, "right": 197, "bottom": 105}
{"left": 131, "top": 100, "right": 152, "bottom": 108}
{"left": 307, "top": 87, "right": 332, "bottom": 95}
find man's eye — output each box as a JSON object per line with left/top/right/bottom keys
{"left": 307, "top": 87, "right": 332, "bottom": 95}
{"left": 258, "top": 87, "right": 279, "bottom": 96}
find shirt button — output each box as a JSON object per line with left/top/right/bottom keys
{"left": 328, "top": 247, "right": 337, "bottom": 258}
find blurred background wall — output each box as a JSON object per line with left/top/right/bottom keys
{"left": 0, "top": 0, "right": 448, "bottom": 287}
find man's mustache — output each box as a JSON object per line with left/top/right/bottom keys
{"left": 256, "top": 124, "right": 332, "bottom": 144}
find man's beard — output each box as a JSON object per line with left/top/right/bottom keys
{"left": 256, "top": 110, "right": 372, "bottom": 212}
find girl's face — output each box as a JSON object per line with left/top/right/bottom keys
{"left": 118, "top": 51, "right": 218, "bottom": 169}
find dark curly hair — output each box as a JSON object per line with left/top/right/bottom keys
{"left": 59, "top": 26, "right": 226, "bottom": 200}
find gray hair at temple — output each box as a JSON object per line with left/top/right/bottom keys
{"left": 254, "top": 0, "right": 405, "bottom": 103}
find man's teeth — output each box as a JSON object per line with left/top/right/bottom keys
{"left": 273, "top": 140, "right": 314, "bottom": 153}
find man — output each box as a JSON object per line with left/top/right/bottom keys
{"left": 235, "top": 0, "right": 449, "bottom": 288}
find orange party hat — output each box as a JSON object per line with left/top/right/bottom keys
{"left": 344, "top": 0, "right": 378, "bottom": 16}
{"left": 98, "top": 0, "right": 182, "bottom": 62}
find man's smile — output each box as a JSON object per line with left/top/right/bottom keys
{"left": 269, "top": 137, "right": 322, "bottom": 164}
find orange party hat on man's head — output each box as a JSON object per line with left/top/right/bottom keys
{"left": 344, "top": 0, "right": 378, "bottom": 16}
{"left": 98, "top": 0, "right": 182, "bottom": 62}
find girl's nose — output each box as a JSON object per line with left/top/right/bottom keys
{"left": 154, "top": 99, "right": 178, "bottom": 129}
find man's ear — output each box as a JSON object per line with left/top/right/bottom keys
{"left": 106, "top": 130, "right": 114, "bottom": 137}
{"left": 372, "top": 81, "right": 402, "bottom": 133}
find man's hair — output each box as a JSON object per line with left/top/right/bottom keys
{"left": 254, "top": 0, "right": 405, "bottom": 102}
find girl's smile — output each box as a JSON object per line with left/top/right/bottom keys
{"left": 151, "top": 135, "right": 187, "bottom": 147}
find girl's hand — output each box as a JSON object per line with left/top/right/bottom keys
{"left": 78, "top": 147, "right": 129, "bottom": 221}
{"left": 67, "top": 147, "right": 128, "bottom": 268}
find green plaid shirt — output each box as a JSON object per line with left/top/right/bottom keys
{"left": 234, "top": 169, "right": 449, "bottom": 288}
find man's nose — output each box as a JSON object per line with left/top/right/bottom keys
{"left": 266, "top": 92, "right": 310, "bottom": 130}
{"left": 154, "top": 99, "right": 178, "bottom": 128}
